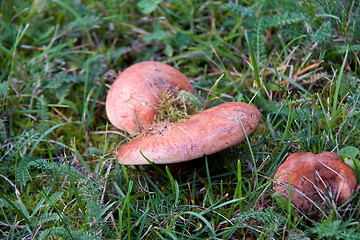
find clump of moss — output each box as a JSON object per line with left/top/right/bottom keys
{"left": 154, "top": 90, "right": 202, "bottom": 123}
{"left": 130, "top": 90, "right": 202, "bottom": 138}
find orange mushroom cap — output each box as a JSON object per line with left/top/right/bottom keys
{"left": 116, "top": 102, "right": 261, "bottom": 165}
{"left": 106, "top": 61, "right": 194, "bottom": 133}
{"left": 274, "top": 151, "right": 357, "bottom": 211}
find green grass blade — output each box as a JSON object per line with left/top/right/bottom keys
{"left": 168, "top": 211, "right": 217, "bottom": 238}
{"left": 28, "top": 122, "right": 67, "bottom": 156}
{"left": 245, "top": 30, "right": 261, "bottom": 90}
{"left": 331, "top": 45, "right": 349, "bottom": 126}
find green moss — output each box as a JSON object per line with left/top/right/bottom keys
{"left": 154, "top": 89, "right": 202, "bottom": 123}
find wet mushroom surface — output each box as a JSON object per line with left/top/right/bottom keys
{"left": 273, "top": 151, "right": 357, "bottom": 212}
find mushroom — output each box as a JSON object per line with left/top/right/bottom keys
{"left": 106, "top": 61, "right": 194, "bottom": 133}
{"left": 273, "top": 152, "right": 357, "bottom": 212}
{"left": 116, "top": 102, "right": 261, "bottom": 164}
{"left": 105, "top": 61, "right": 261, "bottom": 165}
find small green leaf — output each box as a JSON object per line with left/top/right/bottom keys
{"left": 340, "top": 146, "right": 360, "bottom": 181}
{"left": 173, "top": 32, "right": 190, "bottom": 50}
{"left": 144, "top": 21, "right": 165, "bottom": 42}
{"left": 137, "top": 0, "right": 162, "bottom": 14}
{"left": 343, "top": 157, "right": 356, "bottom": 171}
{"left": 0, "top": 82, "right": 8, "bottom": 97}
{"left": 340, "top": 146, "right": 360, "bottom": 160}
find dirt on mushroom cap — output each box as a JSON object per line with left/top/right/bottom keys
{"left": 116, "top": 102, "right": 261, "bottom": 165}
{"left": 105, "top": 61, "right": 194, "bottom": 134}
{"left": 273, "top": 151, "right": 357, "bottom": 212}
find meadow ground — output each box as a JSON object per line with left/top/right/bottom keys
{"left": 1, "top": 0, "right": 360, "bottom": 239}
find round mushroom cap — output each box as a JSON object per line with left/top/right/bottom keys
{"left": 106, "top": 61, "right": 194, "bottom": 133}
{"left": 273, "top": 152, "right": 357, "bottom": 211}
{"left": 116, "top": 102, "right": 261, "bottom": 165}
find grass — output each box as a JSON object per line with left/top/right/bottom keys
{"left": 1, "top": 0, "right": 360, "bottom": 239}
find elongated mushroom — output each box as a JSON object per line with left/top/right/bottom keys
{"left": 273, "top": 152, "right": 357, "bottom": 211}
{"left": 116, "top": 102, "right": 261, "bottom": 164}
{"left": 106, "top": 61, "right": 194, "bottom": 133}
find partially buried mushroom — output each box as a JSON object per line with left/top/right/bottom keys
{"left": 273, "top": 152, "right": 357, "bottom": 212}
{"left": 106, "top": 61, "right": 261, "bottom": 165}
